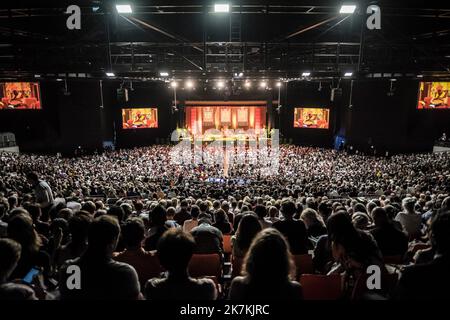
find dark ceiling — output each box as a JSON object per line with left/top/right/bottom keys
{"left": 0, "top": 0, "right": 449, "bottom": 81}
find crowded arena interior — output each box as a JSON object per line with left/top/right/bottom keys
{"left": 0, "top": 0, "right": 450, "bottom": 306}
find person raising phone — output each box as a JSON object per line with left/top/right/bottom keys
{"left": 0, "top": 239, "right": 37, "bottom": 300}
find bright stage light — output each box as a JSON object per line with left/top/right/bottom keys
{"left": 160, "top": 71, "right": 169, "bottom": 77}
{"left": 344, "top": 72, "right": 353, "bottom": 77}
{"left": 170, "top": 81, "right": 178, "bottom": 88}
{"left": 239, "top": 72, "right": 244, "bottom": 77}
{"left": 217, "top": 80, "right": 225, "bottom": 88}
{"left": 185, "top": 80, "right": 194, "bottom": 89}
{"left": 302, "top": 72, "right": 311, "bottom": 77}
{"left": 276, "top": 81, "right": 282, "bottom": 87}
{"left": 259, "top": 81, "right": 267, "bottom": 89}
{"left": 116, "top": 4, "right": 133, "bottom": 14}
{"left": 244, "top": 81, "right": 251, "bottom": 88}
{"left": 340, "top": 5, "right": 356, "bottom": 14}
{"left": 214, "top": 4, "right": 230, "bottom": 13}
{"left": 105, "top": 72, "right": 115, "bottom": 77}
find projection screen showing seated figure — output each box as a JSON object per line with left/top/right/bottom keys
{"left": 122, "top": 108, "right": 158, "bottom": 129}
{"left": 418, "top": 82, "right": 450, "bottom": 109}
{"left": 0, "top": 82, "right": 41, "bottom": 110}
{"left": 293, "top": 108, "right": 330, "bottom": 129}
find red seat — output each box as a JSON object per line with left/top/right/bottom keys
{"left": 223, "top": 235, "right": 232, "bottom": 254}
{"left": 188, "top": 254, "right": 222, "bottom": 279}
{"left": 300, "top": 274, "right": 344, "bottom": 300}
{"left": 293, "top": 254, "right": 314, "bottom": 277}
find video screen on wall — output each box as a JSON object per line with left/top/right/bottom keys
{"left": 294, "top": 108, "right": 330, "bottom": 129}
{"left": 418, "top": 82, "right": 450, "bottom": 109}
{"left": 122, "top": 108, "right": 158, "bottom": 129}
{"left": 0, "top": 82, "right": 41, "bottom": 110}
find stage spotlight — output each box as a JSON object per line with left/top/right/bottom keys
{"left": 160, "top": 71, "right": 169, "bottom": 77}
{"left": 116, "top": 4, "right": 132, "bottom": 14}
{"left": 344, "top": 72, "right": 353, "bottom": 77}
{"left": 302, "top": 72, "right": 311, "bottom": 77}
{"left": 238, "top": 72, "right": 244, "bottom": 77}
{"left": 244, "top": 81, "right": 251, "bottom": 89}
{"left": 259, "top": 81, "right": 267, "bottom": 89}
{"left": 170, "top": 81, "right": 178, "bottom": 88}
{"left": 214, "top": 3, "right": 230, "bottom": 13}
{"left": 185, "top": 80, "right": 194, "bottom": 89}
{"left": 340, "top": 5, "right": 356, "bottom": 14}
{"left": 56, "top": 78, "right": 63, "bottom": 82}
{"left": 276, "top": 81, "right": 282, "bottom": 88}
{"left": 217, "top": 80, "right": 225, "bottom": 89}
{"left": 105, "top": 72, "right": 115, "bottom": 77}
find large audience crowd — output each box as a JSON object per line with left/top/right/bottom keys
{"left": 0, "top": 145, "right": 449, "bottom": 300}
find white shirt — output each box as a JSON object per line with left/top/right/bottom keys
{"left": 395, "top": 211, "right": 422, "bottom": 236}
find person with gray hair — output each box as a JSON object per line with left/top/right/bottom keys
{"left": 395, "top": 197, "right": 422, "bottom": 239}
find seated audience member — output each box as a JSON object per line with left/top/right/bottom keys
{"left": 213, "top": 209, "right": 233, "bottom": 234}
{"left": 145, "top": 228, "right": 217, "bottom": 300}
{"left": 228, "top": 228, "right": 302, "bottom": 300}
{"left": 300, "top": 208, "right": 327, "bottom": 238}
{"left": 7, "top": 214, "right": 51, "bottom": 282}
{"left": 328, "top": 213, "right": 386, "bottom": 299}
{"left": 81, "top": 201, "right": 96, "bottom": 216}
{"left": 395, "top": 197, "right": 422, "bottom": 239}
{"left": 199, "top": 201, "right": 213, "bottom": 222}
{"left": 254, "top": 204, "right": 272, "bottom": 229}
{"left": 59, "top": 215, "right": 141, "bottom": 300}
{"left": 191, "top": 217, "right": 223, "bottom": 254}
{"left": 144, "top": 205, "right": 169, "bottom": 251}
{"left": 231, "top": 214, "right": 262, "bottom": 260}
{"left": 114, "top": 218, "right": 161, "bottom": 287}
{"left": 267, "top": 206, "right": 280, "bottom": 224}
{"left": 55, "top": 214, "right": 92, "bottom": 268}
{"left": 107, "top": 205, "right": 125, "bottom": 223}
{"left": 273, "top": 200, "right": 309, "bottom": 254}
{"left": 0, "top": 239, "right": 37, "bottom": 300}
{"left": 24, "top": 203, "right": 50, "bottom": 238}
{"left": 165, "top": 207, "right": 180, "bottom": 229}
{"left": 183, "top": 205, "right": 200, "bottom": 232}
{"left": 221, "top": 201, "right": 234, "bottom": 225}
{"left": 0, "top": 199, "right": 9, "bottom": 237}
{"left": 174, "top": 200, "right": 191, "bottom": 226}
{"left": 394, "top": 211, "right": 450, "bottom": 300}
{"left": 370, "top": 207, "right": 408, "bottom": 257}
{"left": 352, "top": 212, "right": 372, "bottom": 230}
{"left": 313, "top": 211, "right": 349, "bottom": 274}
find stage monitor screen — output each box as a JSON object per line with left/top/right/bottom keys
{"left": 122, "top": 108, "right": 158, "bottom": 129}
{"left": 418, "top": 82, "right": 450, "bottom": 109}
{"left": 294, "top": 108, "right": 330, "bottom": 129}
{"left": 0, "top": 82, "right": 41, "bottom": 110}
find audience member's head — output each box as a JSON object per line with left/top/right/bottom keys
{"left": 86, "top": 215, "right": 120, "bottom": 255}
{"left": 122, "top": 218, "right": 145, "bottom": 249}
{"left": 157, "top": 228, "right": 195, "bottom": 275}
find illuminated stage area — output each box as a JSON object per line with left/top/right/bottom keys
{"left": 184, "top": 101, "right": 267, "bottom": 141}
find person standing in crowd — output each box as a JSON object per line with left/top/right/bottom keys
{"left": 26, "top": 172, "right": 54, "bottom": 222}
